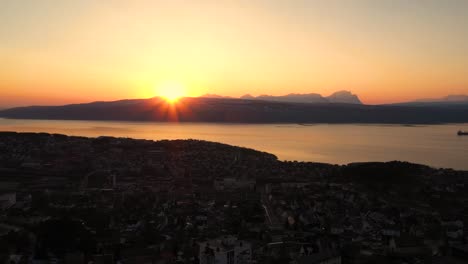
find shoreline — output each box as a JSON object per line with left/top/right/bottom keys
{"left": 1, "top": 131, "right": 466, "bottom": 172}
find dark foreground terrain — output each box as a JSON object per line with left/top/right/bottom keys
{"left": 1, "top": 132, "right": 468, "bottom": 263}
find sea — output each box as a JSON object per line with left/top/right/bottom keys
{"left": 1, "top": 118, "right": 467, "bottom": 170}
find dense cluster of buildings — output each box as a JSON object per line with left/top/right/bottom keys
{"left": 0, "top": 132, "right": 468, "bottom": 263}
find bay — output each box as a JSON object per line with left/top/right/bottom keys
{"left": 1, "top": 118, "right": 467, "bottom": 170}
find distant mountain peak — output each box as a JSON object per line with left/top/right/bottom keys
{"left": 326, "top": 90, "right": 362, "bottom": 104}
{"left": 329, "top": 90, "right": 354, "bottom": 96}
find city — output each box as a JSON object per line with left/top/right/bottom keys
{"left": 1, "top": 132, "right": 468, "bottom": 263}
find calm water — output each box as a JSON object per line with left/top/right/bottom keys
{"left": 1, "top": 118, "right": 467, "bottom": 170}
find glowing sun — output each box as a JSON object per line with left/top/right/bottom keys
{"left": 157, "top": 82, "right": 186, "bottom": 103}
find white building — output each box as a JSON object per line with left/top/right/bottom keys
{"left": 199, "top": 236, "right": 251, "bottom": 264}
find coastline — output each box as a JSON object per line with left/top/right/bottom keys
{"left": 1, "top": 131, "right": 466, "bottom": 172}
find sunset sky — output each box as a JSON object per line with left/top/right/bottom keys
{"left": 1, "top": 0, "right": 468, "bottom": 107}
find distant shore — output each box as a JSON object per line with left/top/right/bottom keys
{"left": 2, "top": 97, "right": 468, "bottom": 124}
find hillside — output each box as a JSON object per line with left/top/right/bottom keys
{"left": 1, "top": 97, "right": 468, "bottom": 124}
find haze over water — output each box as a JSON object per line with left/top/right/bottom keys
{"left": 1, "top": 118, "right": 467, "bottom": 170}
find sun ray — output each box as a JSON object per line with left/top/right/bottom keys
{"left": 149, "top": 95, "right": 194, "bottom": 122}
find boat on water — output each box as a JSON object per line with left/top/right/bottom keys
{"left": 457, "top": 130, "right": 468, "bottom": 136}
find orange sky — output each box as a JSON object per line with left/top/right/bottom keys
{"left": 1, "top": 0, "right": 468, "bottom": 108}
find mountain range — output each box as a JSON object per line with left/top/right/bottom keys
{"left": 414, "top": 94, "right": 468, "bottom": 103}
{"left": 391, "top": 94, "right": 468, "bottom": 107}
{"left": 1, "top": 94, "right": 468, "bottom": 124}
{"left": 201, "top": 90, "right": 362, "bottom": 104}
